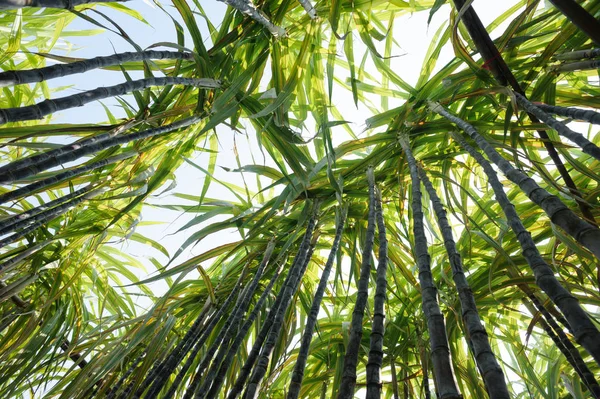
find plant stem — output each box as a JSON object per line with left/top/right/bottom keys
{"left": 337, "top": 167, "right": 377, "bottom": 399}
{"left": 399, "top": 135, "right": 462, "bottom": 399}
{"left": 514, "top": 92, "right": 600, "bottom": 161}
{"left": 429, "top": 102, "right": 600, "bottom": 260}
{"left": 0, "top": 51, "right": 192, "bottom": 87}
{"left": 287, "top": 207, "right": 347, "bottom": 399}
{"left": 449, "top": 130, "right": 600, "bottom": 366}
{"left": 0, "top": 77, "right": 218, "bottom": 125}
{"left": 366, "top": 187, "right": 388, "bottom": 399}
{"left": 418, "top": 166, "right": 509, "bottom": 399}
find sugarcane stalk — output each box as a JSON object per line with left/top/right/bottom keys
{"left": 451, "top": 0, "right": 597, "bottom": 225}
{"left": 554, "top": 59, "right": 600, "bottom": 72}
{"left": 366, "top": 187, "right": 388, "bottom": 399}
{"left": 546, "top": 0, "right": 600, "bottom": 46}
{"left": 0, "top": 151, "right": 135, "bottom": 205}
{"left": 0, "top": 241, "right": 51, "bottom": 275}
{"left": 0, "top": 51, "right": 192, "bottom": 87}
{"left": 297, "top": 0, "right": 316, "bottom": 19}
{"left": 0, "top": 184, "right": 95, "bottom": 233}
{"left": 217, "top": 266, "right": 284, "bottom": 399}
{"left": 0, "top": 185, "right": 102, "bottom": 237}
{"left": 0, "top": 0, "right": 126, "bottom": 9}
{"left": 0, "top": 188, "right": 103, "bottom": 249}
{"left": 533, "top": 102, "right": 600, "bottom": 125}
{"left": 449, "top": 130, "right": 600, "bottom": 366}
{"left": 429, "top": 102, "right": 600, "bottom": 260}
{"left": 0, "top": 274, "right": 37, "bottom": 304}
{"left": 336, "top": 167, "right": 377, "bottom": 399}
{"left": 0, "top": 117, "right": 197, "bottom": 185}
{"left": 106, "top": 352, "right": 146, "bottom": 399}
{"left": 528, "top": 294, "right": 600, "bottom": 398}
{"left": 418, "top": 166, "right": 509, "bottom": 399}
{"left": 218, "top": 0, "right": 285, "bottom": 37}
{"left": 134, "top": 270, "right": 247, "bottom": 398}
{"left": 243, "top": 208, "right": 319, "bottom": 399}
{"left": 399, "top": 135, "right": 462, "bottom": 399}
{"left": 175, "top": 241, "right": 276, "bottom": 399}
{"left": 555, "top": 48, "right": 600, "bottom": 60}
{"left": 0, "top": 77, "right": 219, "bottom": 125}
{"left": 287, "top": 207, "right": 347, "bottom": 399}
{"left": 514, "top": 92, "right": 600, "bottom": 161}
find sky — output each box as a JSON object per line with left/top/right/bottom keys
{"left": 39, "top": 0, "right": 523, "bottom": 305}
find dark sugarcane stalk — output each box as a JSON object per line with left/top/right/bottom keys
{"left": 417, "top": 166, "right": 509, "bottom": 398}
{"left": 0, "top": 241, "right": 51, "bottom": 275}
{"left": 555, "top": 48, "right": 600, "bottom": 60}
{"left": 514, "top": 92, "right": 600, "bottom": 161}
{"left": 533, "top": 102, "right": 600, "bottom": 125}
{"left": 0, "top": 184, "right": 95, "bottom": 233}
{"left": 0, "top": 77, "right": 219, "bottom": 125}
{"left": 0, "top": 0, "right": 126, "bottom": 9}
{"left": 215, "top": 266, "right": 284, "bottom": 399}
{"left": 174, "top": 263, "right": 284, "bottom": 399}
{"left": 287, "top": 206, "right": 347, "bottom": 399}
{"left": 527, "top": 294, "right": 600, "bottom": 397}
{"left": 546, "top": 0, "right": 600, "bottom": 46}
{"left": 451, "top": 0, "right": 597, "bottom": 225}
{"left": 336, "top": 166, "right": 377, "bottom": 399}
{"left": 144, "top": 272, "right": 256, "bottom": 399}
{"left": 0, "top": 151, "right": 135, "bottom": 205}
{"left": 366, "top": 187, "right": 388, "bottom": 399}
{"left": 399, "top": 135, "right": 462, "bottom": 399}
{"left": 177, "top": 241, "right": 276, "bottom": 399}
{"left": 429, "top": 102, "right": 600, "bottom": 261}
{"left": 0, "top": 51, "right": 192, "bottom": 87}
{"left": 449, "top": 130, "right": 600, "bottom": 366}
{"left": 0, "top": 116, "right": 198, "bottom": 185}
{"left": 242, "top": 210, "right": 319, "bottom": 399}
{"left": 0, "top": 186, "right": 104, "bottom": 237}
{"left": 119, "top": 300, "right": 214, "bottom": 399}
{"left": 0, "top": 191, "right": 105, "bottom": 250}
{"left": 106, "top": 352, "right": 146, "bottom": 399}
{"left": 225, "top": 207, "right": 319, "bottom": 399}
{"left": 555, "top": 59, "right": 600, "bottom": 72}
{"left": 134, "top": 269, "right": 248, "bottom": 398}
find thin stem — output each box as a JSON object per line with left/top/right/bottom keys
{"left": 243, "top": 206, "right": 319, "bottom": 399}
{"left": 546, "top": 0, "right": 600, "bottom": 46}
{"left": 287, "top": 207, "right": 347, "bottom": 399}
{"left": 451, "top": 0, "right": 597, "bottom": 224}
{"left": 186, "top": 241, "right": 277, "bottom": 399}
{"left": 0, "top": 116, "right": 199, "bottom": 185}
{"left": 514, "top": 92, "right": 600, "bottom": 161}
{"left": 336, "top": 167, "right": 376, "bottom": 399}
